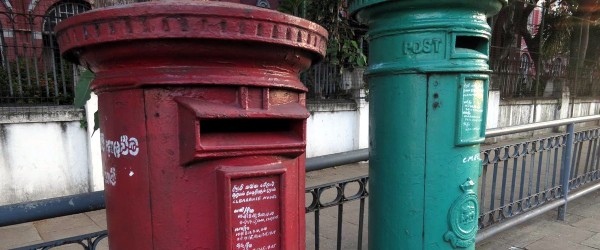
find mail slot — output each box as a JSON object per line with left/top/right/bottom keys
{"left": 56, "top": 1, "right": 327, "bottom": 249}
{"left": 176, "top": 95, "right": 308, "bottom": 165}
{"left": 452, "top": 34, "right": 490, "bottom": 59}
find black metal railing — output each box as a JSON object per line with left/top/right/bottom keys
{"left": 301, "top": 63, "right": 366, "bottom": 101}
{"left": 490, "top": 53, "right": 600, "bottom": 98}
{"left": 479, "top": 134, "right": 567, "bottom": 229}
{"left": 569, "top": 129, "right": 600, "bottom": 189}
{"left": 0, "top": 3, "right": 90, "bottom": 106}
{"left": 305, "top": 175, "right": 369, "bottom": 250}
{"left": 4, "top": 116, "right": 600, "bottom": 249}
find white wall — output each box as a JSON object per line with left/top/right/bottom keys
{"left": 357, "top": 90, "right": 370, "bottom": 149}
{"left": 306, "top": 101, "right": 366, "bottom": 158}
{"left": 0, "top": 107, "right": 89, "bottom": 205}
{"left": 0, "top": 100, "right": 371, "bottom": 204}
{"left": 4, "top": 88, "right": 600, "bottom": 205}
{"left": 487, "top": 90, "right": 500, "bottom": 129}
{"left": 86, "top": 93, "right": 104, "bottom": 191}
{"left": 485, "top": 92, "right": 600, "bottom": 140}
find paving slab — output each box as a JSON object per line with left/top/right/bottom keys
{"left": 33, "top": 214, "right": 97, "bottom": 235}
{"left": 573, "top": 218, "right": 600, "bottom": 233}
{"left": 477, "top": 190, "right": 600, "bottom": 250}
{"left": 526, "top": 237, "right": 598, "bottom": 250}
{"left": 85, "top": 210, "right": 107, "bottom": 229}
{"left": 581, "top": 233, "right": 600, "bottom": 249}
{"left": 0, "top": 223, "right": 42, "bottom": 250}
{"left": 539, "top": 220, "right": 596, "bottom": 243}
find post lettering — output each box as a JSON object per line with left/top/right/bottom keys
{"left": 404, "top": 38, "right": 442, "bottom": 55}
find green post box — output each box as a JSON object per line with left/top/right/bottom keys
{"left": 349, "top": 1, "right": 505, "bottom": 249}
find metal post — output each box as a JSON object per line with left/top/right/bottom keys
{"left": 558, "top": 123, "right": 575, "bottom": 220}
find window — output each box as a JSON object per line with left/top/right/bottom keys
{"left": 42, "top": 1, "right": 90, "bottom": 68}
{"left": 43, "top": 1, "right": 90, "bottom": 33}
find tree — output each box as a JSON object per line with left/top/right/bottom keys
{"left": 491, "top": 0, "right": 600, "bottom": 66}
{"left": 280, "top": 0, "right": 367, "bottom": 69}
{"left": 490, "top": 0, "right": 600, "bottom": 98}
{"left": 491, "top": 0, "right": 540, "bottom": 62}
{"left": 568, "top": 0, "right": 600, "bottom": 68}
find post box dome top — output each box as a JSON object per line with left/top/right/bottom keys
{"left": 55, "top": 1, "right": 328, "bottom": 64}
{"left": 349, "top": 0, "right": 507, "bottom": 22}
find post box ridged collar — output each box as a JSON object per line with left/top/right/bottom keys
{"left": 55, "top": 1, "right": 328, "bottom": 92}
{"left": 56, "top": 1, "right": 328, "bottom": 59}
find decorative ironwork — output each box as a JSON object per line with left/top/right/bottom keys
{"left": 305, "top": 175, "right": 369, "bottom": 213}
{"left": 478, "top": 134, "right": 567, "bottom": 229}
{"left": 11, "top": 230, "right": 107, "bottom": 250}
{"left": 569, "top": 128, "right": 600, "bottom": 189}
{"left": 305, "top": 175, "right": 369, "bottom": 250}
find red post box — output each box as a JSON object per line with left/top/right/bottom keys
{"left": 56, "top": 2, "right": 327, "bottom": 249}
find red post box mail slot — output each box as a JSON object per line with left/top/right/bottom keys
{"left": 177, "top": 95, "right": 308, "bottom": 165}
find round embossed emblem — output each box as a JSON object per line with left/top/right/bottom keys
{"left": 444, "top": 179, "right": 479, "bottom": 248}
{"left": 449, "top": 193, "right": 478, "bottom": 239}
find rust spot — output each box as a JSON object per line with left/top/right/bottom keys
{"left": 109, "top": 22, "right": 116, "bottom": 34}
{"left": 239, "top": 21, "right": 245, "bottom": 34}
{"left": 257, "top": 23, "right": 263, "bottom": 36}
{"left": 200, "top": 18, "right": 207, "bottom": 30}
{"left": 162, "top": 18, "right": 170, "bottom": 32}
{"left": 139, "top": 16, "right": 149, "bottom": 33}
{"left": 179, "top": 17, "right": 189, "bottom": 32}
{"left": 94, "top": 23, "right": 100, "bottom": 37}
{"left": 272, "top": 25, "right": 279, "bottom": 38}
{"left": 220, "top": 20, "right": 227, "bottom": 32}
{"left": 124, "top": 17, "right": 133, "bottom": 33}
{"left": 82, "top": 25, "right": 89, "bottom": 39}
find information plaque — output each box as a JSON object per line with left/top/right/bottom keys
{"left": 231, "top": 176, "right": 281, "bottom": 250}
{"left": 219, "top": 165, "right": 285, "bottom": 250}
{"left": 456, "top": 74, "right": 488, "bottom": 146}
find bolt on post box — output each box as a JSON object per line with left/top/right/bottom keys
{"left": 56, "top": 2, "right": 327, "bottom": 249}
{"left": 349, "top": 1, "right": 505, "bottom": 249}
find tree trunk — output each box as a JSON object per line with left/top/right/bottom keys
{"left": 578, "top": 16, "right": 591, "bottom": 67}
{"left": 575, "top": 0, "right": 600, "bottom": 66}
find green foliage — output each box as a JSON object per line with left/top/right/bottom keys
{"left": 73, "top": 69, "right": 99, "bottom": 135}
{"left": 588, "top": 24, "right": 600, "bottom": 63}
{"left": 93, "top": 111, "right": 99, "bottom": 135}
{"left": 74, "top": 69, "right": 94, "bottom": 108}
{"left": 341, "top": 40, "right": 367, "bottom": 67}
{"left": 280, "top": 0, "right": 367, "bottom": 69}
{"left": 279, "top": 0, "right": 306, "bottom": 16}
{"left": 540, "top": 0, "right": 600, "bottom": 64}
{"left": 541, "top": 6, "right": 574, "bottom": 59}
{"left": 0, "top": 58, "right": 74, "bottom": 104}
